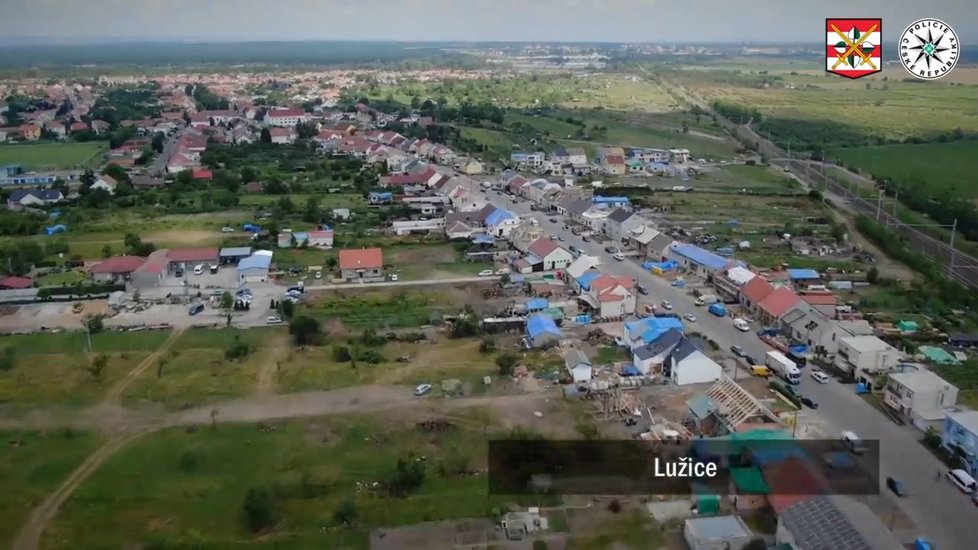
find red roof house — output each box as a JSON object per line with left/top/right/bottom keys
{"left": 88, "top": 256, "right": 146, "bottom": 281}
{"left": 192, "top": 168, "right": 213, "bottom": 180}
{"left": 758, "top": 286, "right": 801, "bottom": 321}
{"left": 166, "top": 247, "right": 220, "bottom": 265}
{"left": 338, "top": 248, "right": 384, "bottom": 271}
{"left": 763, "top": 458, "right": 828, "bottom": 514}
{"left": 0, "top": 276, "right": 33, "bottom": 289}
{"left": 740, "top": 276, "right": 774, "bottom": 308}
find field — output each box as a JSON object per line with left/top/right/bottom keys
{"left": 122, "top": 328, "right": 282, "bottom": 410}
{"left": 41, "top": 410, "right": 531, "bottom": 549}
{"left": 828, "top": 141, "right": 978, "bottom": 200}
{"left": 0, "top": 430, "right": 102, "bottom": 546}
{"left": 302, "top": 289, "right": 464, "bottom": 330}
{"left": 0, "top": 141, "right": 107, "bottom": 170}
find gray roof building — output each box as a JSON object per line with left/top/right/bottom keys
{"left": 778, "top": 495, "right": 904, "bottom": 550}
{"left": 633, "top": 328, "right": 683, "bottom": 360}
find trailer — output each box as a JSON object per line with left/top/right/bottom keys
{"left": 765, "top": 350, "right": 800, "bottom": 385}
{"left": 708, "top": 303, "right": 727, "bottom": 317}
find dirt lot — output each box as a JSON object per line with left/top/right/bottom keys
{"left": 0, "top": 301, "right": 112, "bottom": 332}
{"left": 143, "top": 229, "right": 223, "bottom": 246}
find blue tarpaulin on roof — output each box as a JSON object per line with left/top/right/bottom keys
{"left": 622, "top": 365, "right": 641, "bottom": 376}
{"left": 471, "top": 233, "right": 494, "bottom": 244}
{"left": 526, "top": 298, "right": 549, "bottom": 311}
{"left": 526, "top": 314, "right": 560, "bottom": 338}
{"left": 787, "top": 268, "right": 820, "bottom": 280}
{"left": 789, "top": 344, "right": 808, "bottom": 355}
{"left": 577, "top": 270, "right": 601, "bottom": 290}
{"left": 671, "top": 244, "right": 728, "bottom": 271}
{"left": 44, "top": 224, "right": 67, "bottom": 235}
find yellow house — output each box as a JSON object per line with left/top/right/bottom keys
{"left": 20, "top": 124, "right": 41, "bottom": 141}
{"left": 458, "top": 158, "right": 484, "bottom": 175}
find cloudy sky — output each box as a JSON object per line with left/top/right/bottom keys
{"left": 2, "top": 0, "right": 974, "bottom": 43}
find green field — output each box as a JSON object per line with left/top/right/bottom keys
{"left": 828, "top": 141, "right": 978, "bottom": 200}
{"left": 43, "top": 411, "right": 517, "bottom": 549}
{"left": 0, "top": 142, "right": 107, "bottom": 170}
{"left": 0, "top": 329, "right": 171, "bottom": 356}
{"left": 303, "top": 290, "right": 459, "bottom": 330}
{"left": 0, "top": 430, "right": 102, "bottom": 546}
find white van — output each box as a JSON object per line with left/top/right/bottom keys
{"left": 947, "top": 469, "right": 977, "bottom": 494}
{"left": 840, "top": 431, "right": 867, "bottom": 455}
{"left": 193, "top": 264, "right": 204, "bottom": 275}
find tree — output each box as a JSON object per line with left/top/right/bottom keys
{"left": 151, "top": 131, "right": 166, "bottom": 153}
{"left": 681, "top": 121, "right": 689, "bottom": 134}
{"left": 0, "top": 347, "right": 15, "bottom": 372}
{"left": 387, "top": 455, "right": 426, "bottom": 497}
{"left": 333, "top": 497, "right": 358, "bottom": 527}
{"left": 279, "top": 298, "right": 295, "bottom": 320}
{"left": 242, "top": 488, "right": 277, "bottom": 533}
{"left": 495, "top": 353, "right": 518, "bottom": 376}
{"left": 123, "top": 233, "right": 155, "bottom": 256}
{"left": 220, "top": 291, "right": 234, "bottom": 327}
{"left": 479, "top": 337, "right": 496, "bottom": 354}
{"left": 867, "top": 266, "right": 880, "bottom": 284}
{"left": 302, "top": 196, "right": 322, "bottom": 223}
{"left": 87, "top": 354, "right": 109, "bottom": 379}
{"left": 101, "top": 244, "right": 112, "bottom": 258}
{"left": 333, "top": 345, "right": 352, "bottom": 362}
{"left": 289, "top": 315, "right": 323, "bottom": 346}
{"left": 240, "top": 166, "right": 258, "bottom": 183}
{"left": 260, "top": 128, "right": 272, "bottom": 143}
{"left": 84, "top": 314, "right": 105, "bottom": 334}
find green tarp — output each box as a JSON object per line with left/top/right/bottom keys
{"left": 731, "top": 467, "right": 771, "bottom": 494}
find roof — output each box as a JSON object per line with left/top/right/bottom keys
{"left": 684, "top": 516, "right": 752, "bottom": 543}
{"left": 167, "top": 247, "right": 219, "bottom": 263}
{"left": 526, "top": 298, "right": 549, "bottom": 311}
{"left": 526, "top": 314, "right": 560, "bottom": 339}
{"left": 566, "top": 255, "right": 601, "bottom": 279}
{"left": 946, "top": 410, "right": 978, "bottom": 434}
{"left": 576, "top": 269, "right": 602, "bottom": 290}
{"left": 607, "top": 208, "right": 633, "bottom": 224}
{"left": 266, "top": 108, "right": 305, "bottom": 118}
{"left": 564, "top": 348, "right": 591, "bottom": 369}
{"left": 89, "top": 255, "right": 145, "bottom": 274}
{"left": 96, "top": 174, "right": 118, "bottom": 187}
{"left": 725, "top": 266, "right": 756, "bottom": 286}
{"left": 220, "top": 247, "right": 253, "bottom": 257}
{"left": 687, "top": 394, "right": 717, "bottom": 420}
{"left": 338, "top": 247, "right": 383, "bottom": 270}
{"left": 779, "top": 495, "right": 904, "bottom": 550}
{"left": 484, "top": 208, "right": 514, "bottom": 227}
{"left": 269, "top": 127, "right": 293, "bottom": 137}
{"left": 238, "top": 254, "right": 272, "bottom": 271}
{"left": 764, "top": 458, "right": 828, "bottom": 513}
{"left": 787, "top": 268, "right": 821, "bottom": 280}
{"left": 890, "top": 369, "right": 955, "bottom": 393}
{"left": 626, "top": 317, "right": 685, "bottom": 344}
{"left": 842, "top": 335, "right": 892, "bottom": 353}
{"left": 527, "top": 237, "right": 560, "bottom": 259}
{"left": 741, "top": 276, "right": 775, "bottom": 304}
{"left": 730, "top": 467, "right": 770, "bottom": 494}
{"left": 0, "top": 276, "right": 33, "bottom": 289}
{"left": 801, "top": 293, "right": 837, "bottom": 306}
{"left": 9, "top": 189, "right": 62, "bottom": 202}
{"left": 670, "top": 339, "right": 702, "bottom": 363}
{"left": 632, "top": 328, "right": 683, "bottom": 360}
{"left": 671, "top": 244, "right": 728, "bottom": 271}
{"left": 758, "top": 287, "right": 800, "bottom": 318}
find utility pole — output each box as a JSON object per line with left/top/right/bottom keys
{"left": 875, "top": 183, "right": 886, "bottom": 222}
{"left": 892, "top": 190, "right": 899, "bottom": 217}
{"left": 950, "top": 218, "right": 958, "bottom": 276}
{"left": 84, "top": 320, "right": 92, "bottom": 354}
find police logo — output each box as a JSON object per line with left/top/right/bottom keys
{"left": 900, "top": 18, "right": 959, "bottom": 80}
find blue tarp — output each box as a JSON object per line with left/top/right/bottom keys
{"left": 577, "top": 270, "right": 601, "bottom": 290}
{"left": 789, "top": 344, "right": 808, "bottom": 355}
{"left": 471, "top": 233, "right": 495, "bottom": 244}
{"left": 787, "top": 268, "right": 820, "bottom": 280}
{"left": 626, "top": 317, "right": 685, "bottom": 345}
{"left": 593, "top": 196, "right": 630, "bottom": 205}
{"left": 526, "top": 298, "right": 549, "bottom": 311}
{"left": 622, "top": 365, "right": 641, "bottom": 376}
{"left": 44, "top": 224, "right": 67, "bottom": 235}
{"left": 526, "top": 314, "right": 560, "bottom": 339}
{"left": 671, "top": 244, "right": 728, "bottom": 271}
{"left": 484, "top": 208, "right": 514, "bottom": 227}
{"left": 914, "top": 538, "right": 933, "bottom": 550}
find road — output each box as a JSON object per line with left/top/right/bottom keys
{"left": 303, "top": 275, "right": 499, "bottom": 291}
{"left": 491, "top": 189, "right": 974, "bottom": 550}
{"left": 150, "top": 130, "right": 180, "bottom": 177}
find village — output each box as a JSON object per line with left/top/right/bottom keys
{"left": 1, "top": 65, "right": 976, "bottom": 550}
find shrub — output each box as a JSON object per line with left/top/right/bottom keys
{"left": 333, "top": 496, "right": 358, "bottom": 527}
{"left": 242, "top": 488, "right": 277, "bottom": 533}
{"left": 387, "top": 456, "right": 426, "bottom": 497}
{"left": 495, "top": 353, "right": 518, "bottom": 376}
{"left": 479, "top": 337, "right": 496, "bottom": 354}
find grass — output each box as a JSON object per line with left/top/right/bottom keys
{"left": 828, "top": 141, "right": 978, "bottom": 200}
{"left": 0, "top": 141, "right": 107, "bottom": 170}
{"left": 0, "top": 429, "right": 102, "bottom": 546}
{"left": 35, "top": 269, "right": 89, "bottom": 287}
{"left": 594, "top": 346, "right": 628, "bottom": 365}
{"left": 0, "top": 352, "right": 150, "bottom": 410}
{"left": 0, "top": 329, "right": 171, "bottom": 356}
{"left": 43, "top": 409, "right": 519, "bottom": 549}
{"left": 303, "top": 290, "right": 458, "bottom": 330}
{"left": 567, "top": 509, "right": 662, "bottom": 550}
{"left": 121, "top": 328, "right": 280, "bottom": 409}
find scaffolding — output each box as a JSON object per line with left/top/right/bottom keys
{"left": 705, "top": 375, "right": 768, "bottom": 430}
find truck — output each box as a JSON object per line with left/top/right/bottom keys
{"left": 733, "top": 318, "right": 750, "bottom": 332}
{"left": 708, "top": 303, "right": 727, "bottom": 317}
{"left": 694, "top": 294, "right": 718, "bottom": 306}
{"left": 766, "top": 350, "right": 801, "bottom": 385}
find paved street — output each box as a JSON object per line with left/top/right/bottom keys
{"left": 491, "top": 189, "right": 975, "bottom": 550}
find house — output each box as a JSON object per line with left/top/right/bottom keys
{"left": 714, "top": 266, "right": 756, "bottom": 303}
{"left": 237, "top": 251, "right": 273, "bottom": 283}
{"left": 392, "top": 218, "right": 445, "bottom": 235}
{"left": 219, "top": 247, "right": 253, "bottom": 265}
{"left": 885, "top": 369, "right": 958, "bottom": 430}
{"left": 799, "top": 292, "right": 838, "bottom": 317}
{"left": 131, "top": 175, "right": 165, "bottom": 188}
{"left": 527, "top": 238, "right": 573, "bottom": 271}
{"left": 20, "top": 124, "right": 41, "bottom": 141}
{"left": 484, "top": 207, "right": 519, "bottom": 238}
{"left": 834, "top": 336, "right": 903, "bottom": 383}
{"left": 564, "top": 255, "right": 601, "bottom": 288}
{"left": 130, "top": 250, "right": 168, "bottom": 289}
{"left": 623, "top": 317, "right": 685, "bottom": 350}
{"left": 90, "top": 174, "right": 118, "bottom": 194}
{"left": 585, "top": 273, "right": 636, "bottom": 318}
{"left": 601, "top": 155, "right": 626, "bottom": 175}
{"left": 526, "top": 314, "right": 561, "bottom": 348}
{"left": 45, "top": 121, "right": 66, "bottom": 139}
{"left": 332, "top": 208, "right": 351, "bottom": 221}
{"left": 510, "top": 152, "right": 545, "bottom": 170}
{"left": 668, "top": 244, "right": 729, "bottom": 278}
{"left": 563, "top": 348, "right": 592, "bottom": 383}
{"left": 6, "top": 189, "right": 63, "bottom": 209}
{"left": 269, "top": 127, "right": 296, "bottom": 144}
{"left": 0, "top": 276, "right": 33, "bottom": 289}
{"left": 775, "top": 495, "right": 904, "bottom": 550}
{"left": 338, "top": 247, "right": 384, "bottom": 282}
{"left": 756, "top": 286, "right": 800, "bottom": 325}
{"left": 166, "top": 247, "right": 220, "bottom": 272}
{"left": 88, "top": 255, "right": 146, "bottom": 283}
{"left": 604, "top": 208, "right": 645, "bottom": 242}
{"left": 630, "top": 148, "right": 671, "bottom": 163}
{"left": 941, "top": 410, "right": 978, "bottom": 478}
{"left": 669, "top": 149, "right": 691, "bottom": 163}
{"left": 779, "top": 302, "right": 841, "bottom": 357}
{"left": 739, "top": 276, "right": 775, "bottom": 314}
{"left": 631, "top": 328, "right": 683, "bottom": 374}
{"left": 669, "top": 339, "right": 723, "bottom": 386}
{"left": 192, "top": 168, "right": 213, "bottom": 181}
{"left": 264, "top": 107, "right": 309, "bottom": 127}
{"left": 279, "top": 229, "right": 333, "bottom": 248}
{"left": 456, "top": 158, "right": 484, "bottom": 175}
{"left": 683, "top": 516, "right": 754, "bottom": 550}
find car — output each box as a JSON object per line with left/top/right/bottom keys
{"left": 193, "top": 264, "right": 204, "bottom": 275}
{"left": 478, "top": 269, "right": 494, "bottom": 277}
{"left": 287, "top": 285, "right": 304, "bottom": 294}
{"left": 801, "top": 397, "right": 819, "bottom": 409}
{"left": 174, "top": 269, "right": 184, "bottom": 278}
{"left": 390, "top": 274, "right": 399, "bottom": 281}
{"left": 266, "top": 315, "right": 283, "bottom": 325}
{"left": 315, "top": 271, "right": 322, "bottom": 279}
{"left": 556, "top": 234, "right": 565, "bottom": 241}
{"left": 494, "top": 268, "right": 510, "bottom": 275}
{"left": 660, "top": 300, "right": 672, "bottom": 310}
{"left": 209, "top": 264, "right": 218, "bottom": 274}
{"left": 947, "top": 469, "right": 978, "bottom": 494}
{"left": 604, "top": 246, "right": 618, "bottom": 254}
{"left": 745, "top": 355, "right": 756, "bottom": 365}
{"left": 235, "top": 288, "right": 252, "bottom": 297}
{"left": 684, "top": 313, "right": 697, "bottom": 322}
{"left": 811, "top": 370, "right": 829, "bottom": 384}
{"left": 730, "top": 345, "right": 746, "bottom": 357}
{"left": 613, "top": 252, "right": 625, "bottom": 261}
{"left": 549, "top": 217, "right": 558, "bottom": 223}
{"left": 582, "top": 235, "right": 590, "bottom": 242}
{"left": 414, "top": 383, "right": 432, "bottom": 396}
{"left": 188, "top": 303, "right": 205, "bottom": 316}
{"left": 636, "top": 284, "right": 649, "bottom": 295}
{"left": 221, "top": 226, "right": 235, "bottom": 233}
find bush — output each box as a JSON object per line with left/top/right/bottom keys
{"left": 224, "top": 335, "right": 251, "bottom": 361}
{"left": 333, "top": 496, "right": 358, "bottom": 527}
{"left": 479, "top": 337, "right": 496, "bottom": 354}
{"left": 242, "top": 488, "right": 277, "bottom": 533}
{"left": 333, "top": 345, "right": 352, "bottom": 362}
{"left": 495, "top": 353, "right": 518, "bottom": 376}
{"left": 289, "top": 315, "right": 323, "bottom": 346}
{"left": 387, "top": 456, "right": 426, "bottom": 497}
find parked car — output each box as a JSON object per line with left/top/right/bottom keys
{"left": 811, "top": 370, "right": 829, "bottom": 384}
{"left": 604, "top": 246, "right": 618, "bottom": 254}
{"left": 801, "top": 397, "right": 819, "bottom": 409}
{"left": 174, "top": 269, "right": 184, "bottom": 278}
{"left": 221, "top": 226, "right": 235, "bottom": 233}
{"left": 414, "top": 383, "right": 432, "bottom": 396}
{"left": 582, "top": 235, "right": 590, "bottom": 242}
{"left": 946, "top": 469, "right": 977, "bottom": 494}
{"left": 730, "top": 345, "right": 746, "bottom": 357}
{"left": 636, "top": 284, "right": 649, "bottom": 295}
{"left": 478, "top": 269, "right": 494, "bottom": 277}
{"left": 315, "top": 271, "right": 322, "bottom": 279}
{"left": 266, "top": 315, "right": 283, "bottom": 325}
{"left": 660, "top": 300, "right": 672, "bottom": 310}
{"left": 494, "top": 268, "right": 510, "bottom": 275}
{"left": 613, "top": 252, "right": 625, "bottom": 261}
{"left": 389, "top": 274, "right": 399, "bottom": 281}
{"left": 193, "top": 264, "right": 204, "bottom": 275}
{"left": 556, "top": 234, "right": 565, "bottom": 241}
{"left": 209, "top": 264, "right": 218, "bottom": 274}
{"left": 188, "top": 303, "right": 205, "bottom": 316}
{"left": 549, "top": 217, "right": 558, "bottom": 223}
{"left": 684, "top": 313, "right": 697, "bottom": 322}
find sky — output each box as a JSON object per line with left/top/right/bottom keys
{"left": 1, "top": 0, "right": 974, "bottom": 44}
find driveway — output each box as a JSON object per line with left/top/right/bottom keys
{"left": 492, "top": 190, "right": 976, "bottom": 549}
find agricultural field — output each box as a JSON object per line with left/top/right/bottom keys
{"left": 301, "top": 289, "right": 469, "bottom": 330}
{"left": 0, "top": 330, "right": 169, "bottom": 410}
{"left": 122, "top": 328, "right": 283, "bottom": 410}
{"left": 386, "top": 244, "right": 486, "bottom": 280}
{"left": 0, "top": 430, "right": 102, "bottom": 546}
{"left": 0, "top": 141, "right": 107, "bottom": 170}
{"left": 41, "top": 409, "right": 554, "bottom": 549}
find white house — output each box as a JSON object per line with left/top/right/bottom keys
{"left": 91, "top": 174, "right": 118, "bottom": 194}
{"left": 834, "top": 335, "right": 903, "bottom": 383}
{"left": 527, "top": 238, "right": 574, "bottom": 271}
{"left": 631, "top": 328, "right": 683, "bottom": 374}
{"left": 563, "top": 348, "right": 593, "bottom": 383}
{"left": 604, "top": 208, "right": 645, "bottom": 242}
{"left": 586, "top": 273, "right": 636, "bottom": 318}
{"left": 269, "top": 127, "right": 296, "bottom": 144}
{"left": 264, "top": 107, "right": 309, "bottom": 127}
{"left": 669, "top": 340, "right": 723, "bottom": 386}
{"left": 885, "top": 369, "right": 959, "bottom": 430}
{"left": 392, "top": 218, "right": 446, "bottom": 235}
{"left": 238, "top": 251, "right": 273, "bottom": 283}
